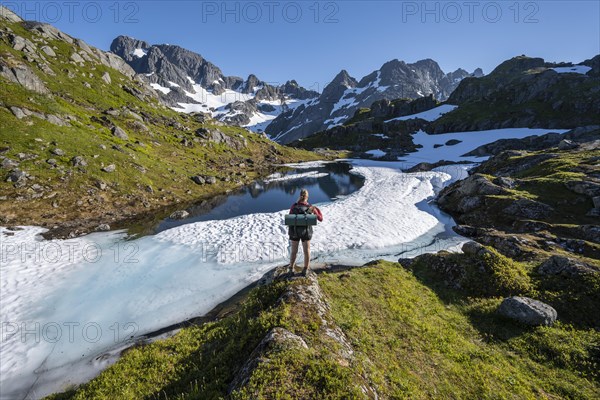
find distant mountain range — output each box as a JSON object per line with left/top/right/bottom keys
{"left": 111, "top": 35, "right": 481, "bottom": 143}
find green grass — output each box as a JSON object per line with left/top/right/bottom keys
{"left": 320, "top": 261, "right": 600, "bottom": 399}
{"left": 0, "top": 18, "right": 328, "bottom": 228}
{"left": 50, "top": 260, "right": 600, "bottom": 399}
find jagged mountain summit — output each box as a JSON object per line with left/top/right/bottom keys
{"left": 111, "top": 36, "right": 479, "bottom": 142}
{"left": 110, "top": 35, "right": 319, "bottom": 132}
{"left": 265, "top": 59, "right": 481, "bottom": 143}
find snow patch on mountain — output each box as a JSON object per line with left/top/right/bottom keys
{"left": 552, "top": 65, "right": 591, "bottom": 74}
{"left": 385, "top": 104, "right": 459, "bottom": 123}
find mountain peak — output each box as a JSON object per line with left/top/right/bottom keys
{"left": 330, "top": 69, "right": 357, "bottom": 87}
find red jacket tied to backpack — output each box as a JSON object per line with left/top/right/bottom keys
{"left": 289, "top": 201, "right": 323, "bottom": 222}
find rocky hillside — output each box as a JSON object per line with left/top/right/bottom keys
{"left": 429, "top": 55, "right": 600, "bottom": 133}
{"left": 267, "top": 60, "right": 479, "bottom": 143}
{"left": 0, "top": 7, "right": 326, "bottom": 238}
{"left": 111, "top": 35, "right": 319, "bottom": 130}
{"left": 290, "top": 54, "right": 599, "bottom": 157}
{"left": 48, "top": 259, "right": 600, "bottom": 399}
{"left": 290, "top": 95, "right": 441, "bottom": 156}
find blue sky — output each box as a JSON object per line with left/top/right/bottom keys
{"left": 3, "top": 1, "right": 599, "bottom": 91}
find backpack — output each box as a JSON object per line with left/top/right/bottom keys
{"left": 288, "top": 203, "right": 314, "bottom": 240}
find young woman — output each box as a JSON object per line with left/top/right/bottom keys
{"left": 288, "top": 188, "right": 323, "bottom": 276}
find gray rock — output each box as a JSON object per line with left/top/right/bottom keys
{"left": 101, "top": 72, "right": 111, "bottom": 84}
{"left": 70, "top": 52, "right": 84, "bottom": 63}
{"left": 538, "top": 255, "right": 599, "bottom": 276}
{"left": 566, "top": 180, "right": 600, "bottom": 198}
{"left": 102, "top": 164, "right": 116, "bottom": 173}
{"left": 191, "top": 175, "right": 205, "bottom": 185}
{"left": 493, "top": 176, "right": 516, "bottom": 189}
{"left": 46, "top": 158, "right": 57, "bottom": 166}
{"left": 498, "top": 296, "right": 557, "bottom": 326}
{"left": 6, "top": 169, "right": 27, "bottom": 183}
{"left": 0, "top": 5, "right": 23, "bottom": 22}
{"left": 1, "top": 158, "right": 19, "bottom": 169}
{"left": 169, "top": 210, "right": 190, "bottom": 220}
{"left": 45, "top": 114, "right": 68, "bottom": 126}
{"left": 0, "top": 64, "right": 50, "bottom": 94}
{"left": 96, "top": 224, "right": 111, "bottom": 232}
{"left": 557, "top": 139, "right": 578, "bottom": 150}
{"left": 457, "top": 196, "right": 482, "bottom": 213}
{"left": 503, "top": 199, "right": 554, "bottom": 220}
{"left": 593, "top": 196, "right": 600, "bottom": 209}
{"left": 461, "top": 241, "right": 491, "bottom": 256}
{"left": 51, "top": 148, "right": 65, "bottom": 156}
{"left": 9, "top": 107, "right": 26, "bottom": 119}
{"left": 71, "top": 156, "right": 87, "bottom": 167}
{"left": 95, "top": 181, "right": 107, "bottom": 190}
{"left": 205, "top": 176, "right": 217, "bottom": 184}
{"left": 11, "top": 35, "right": 36, "bottom": 52}
{"left": 111, "top": 126, "right": 129, "bottom": 140}
{"left": 40, "top": 45, "right": 56, "bottom": 57}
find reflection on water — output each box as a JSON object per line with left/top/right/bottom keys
{"left": 156, "top": 162, "right": 364, "bottom": 233}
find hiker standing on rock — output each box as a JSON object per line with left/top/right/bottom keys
{"left": 288, "top": 189, "right": 323, "bottom": 276}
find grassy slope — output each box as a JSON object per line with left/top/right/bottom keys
{"left": 49, "top": 260, "right": 600, "bottom": 399}
{"left": 0, "top": 18, "right": 325, "bottom": 230}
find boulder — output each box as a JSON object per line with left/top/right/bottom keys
{"left": 169, "top": 210, "right": 190, "bottom": 220}
{"left": 497, "top": 296, "right": 557, "bottom": 326}
{"left": 6, "top": 169, "right": 27, "bottom": 183}
{"left": 101, "top": 164, "right": 116, "bottom": 173}
{"left": 1, "top": 158, "right": 19, "bottom": 169}
{"left": 461, "top": 241, "right": 490, "bottom": 256}
{"left": 71, "top": 156, "right": 87, "bottom": 167}
{"left": 191, "top": 175, "right": 205, "bottom": 185}
{"left": 0, "top": 64, "right": 50, "bottom": 94}
{"left": 557, "top": 139, "right": 578, "bottom": 150}
{"left": 95, "top": 224, "right": 111, "bottom": 232}
{"left": 565, "top": 180, "right": 600, "bottom": 198}
{"left": 101, "top": 72, "right": 111, "bottom": 84}
{"left": 205, "top": 176, "right": 217, "bottom": 185}
{"left": 503, "top": 199, "right": 554, "bottom": 220}
{"left": 51, "top": 148, "right": 65, "bottom": 156}
{"left": 40, "top": 45, "right": 56, "bottom": 57}
{"left": 538, "top": 255, "right": 598, "bottom": 276}
{"left": 70, "top": 52, "right": 84, "bottom": 63}
{"left": 111, "top": 126, "right": 129, "bottom": 140}
{"left": 493, "top": 176, "right": 516, "bottom": 189}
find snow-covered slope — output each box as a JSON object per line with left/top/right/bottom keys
{"left": 110, "top": 36, "right": 319, "bottom": 133}
{"left": 1, "top": 126, "right": 564, "bottom": 399}
{"left": 266, "top": 60, "right": 481, "bottom": 144}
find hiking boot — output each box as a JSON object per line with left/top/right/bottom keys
{"left": 301, "top": 267, "right": 310, "bottom": 277}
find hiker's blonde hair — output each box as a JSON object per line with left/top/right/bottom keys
{"left": 298, "top": 189, "right": 309, "bottom": 202}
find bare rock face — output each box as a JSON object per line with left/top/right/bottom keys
{"left": 0, "top": 5, "right": 23, "bottom": 22}
{"left": 0, "top": 63, "right": 49, "bottom": 94}
{"left": 538, "top": 255, "right": 599, "bottom": 276}
{"left": 498, "top": 296, "right": 557, "bottom": 326}
{"left": 502, "top": 199, "right": 554, "bottom": 220}
{"left": 169, "top": 210, "right": 189, "bottom": 220}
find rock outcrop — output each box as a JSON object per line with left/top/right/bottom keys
{"left": 497, "top": 296, "right": 557, "bottom": 326}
